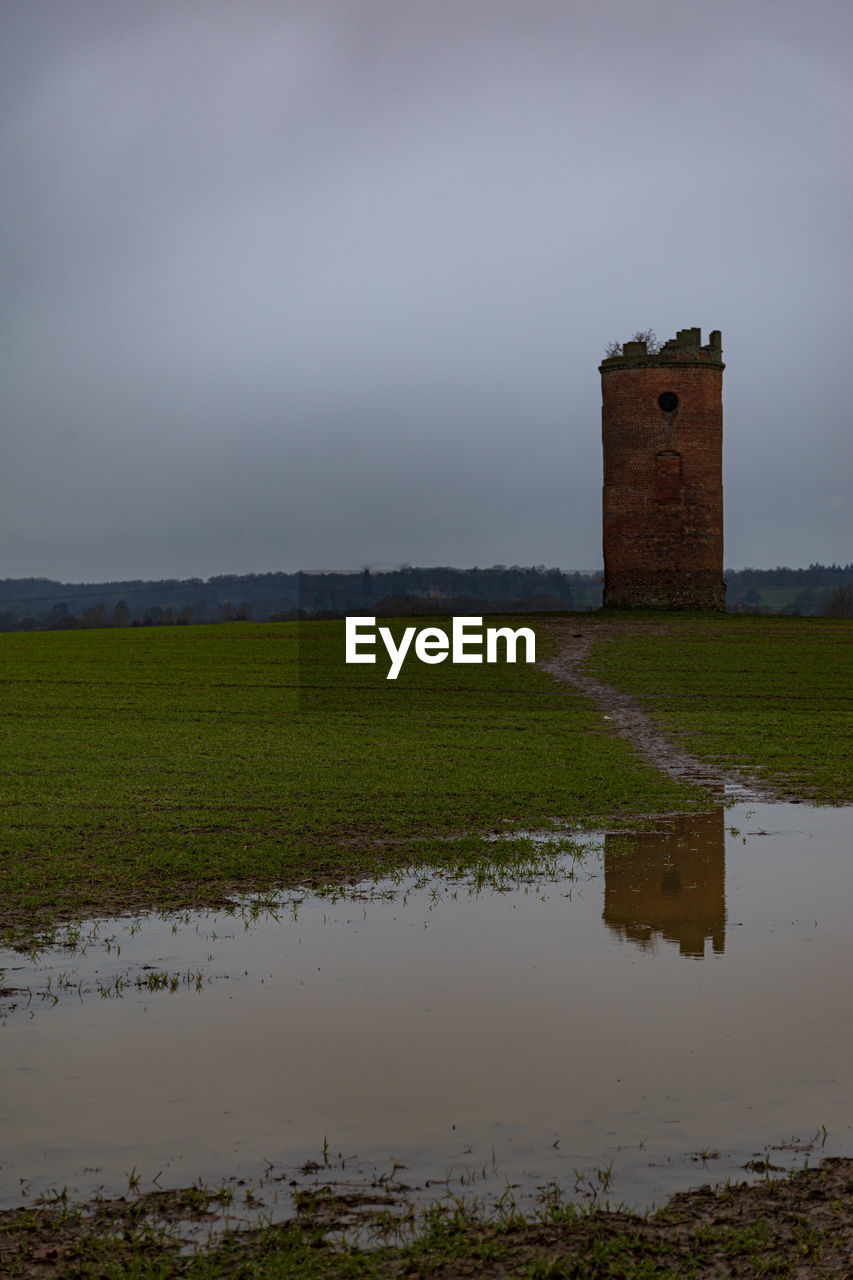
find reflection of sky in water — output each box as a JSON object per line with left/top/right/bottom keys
{"left": 1, "top": 802, "right": 851, "bottom": 1216}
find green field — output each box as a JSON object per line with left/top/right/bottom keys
{"left": 0, "top": 619, "right": 704, "bottom": 944}
{"left": 2, "top": 614, "right": 852, "bottom": 1275}
{"left": 583, "top": 614, "right": 851, "bottom": 802}
{"left": 0, "top": 614, "right": 849, "bottom": 945}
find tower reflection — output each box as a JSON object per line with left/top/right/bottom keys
{"left": 603, "top": 810, "right": 726, "bottom": 958}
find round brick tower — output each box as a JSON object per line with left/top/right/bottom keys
{"left": 600, "top": 327, "right": 725, "bottom": 610}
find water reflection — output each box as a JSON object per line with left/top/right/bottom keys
{"left": 603, "top": 810, "right": 726, "bottom": 958}
{"left": 2, "top": 802, "right": 852, "bottom": 1217}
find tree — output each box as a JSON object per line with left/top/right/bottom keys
{"left": 823, "top": 583, "right": 853, "bottom": 619}
{"left": 603, "top": 329, "right": 660, "bottom": 357}
{"left": 631, "top": 328, "right": 660, "bottom": 353}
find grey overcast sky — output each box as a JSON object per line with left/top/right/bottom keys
{"left": 1, "top": 0, "right": 850, "bottom": 582}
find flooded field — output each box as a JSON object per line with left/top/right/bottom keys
{"left": 2, "top": 800, "right": 851, "bottom": 1220}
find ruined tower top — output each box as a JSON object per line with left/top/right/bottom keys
{"left": 599, "top": 328, "right": 724, "bottom": 372}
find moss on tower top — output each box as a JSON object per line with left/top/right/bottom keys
{"left": 600, "top": 328, "right": 723, "bottom": 372}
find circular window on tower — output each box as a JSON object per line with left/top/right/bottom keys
{"left": 658, "top": 391, "right": 679, "bottom": 413}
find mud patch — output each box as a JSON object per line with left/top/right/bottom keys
{"left": 2, "top": 1158, "right": 852, "bottom": 1278}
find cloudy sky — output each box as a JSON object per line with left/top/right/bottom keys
{"left": 1, "top": 0, "right": 850, "bottom": 583}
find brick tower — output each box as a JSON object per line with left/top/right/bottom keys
{"left": 600, "top": 327, "right": 725, "bottom": 609}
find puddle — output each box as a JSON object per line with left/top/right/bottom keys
{"left": 2, "top": 801, "right": 852, "bottom": 1222}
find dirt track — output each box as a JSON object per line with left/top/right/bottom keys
{"left": 538, "top": 617, "right": 774, "bottom": 801}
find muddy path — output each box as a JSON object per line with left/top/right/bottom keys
{"left": 538, "top": 616, "right": 776, "bottom": 802}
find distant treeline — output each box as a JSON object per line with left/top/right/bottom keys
{"left": 723, "top": 564, "right": 853, "bottom": 617}
{"left": 0, "top": 567, "right": 600, "bottom": 631}
{"left": 0, "top": 564, "right": 850, "bottom": 631}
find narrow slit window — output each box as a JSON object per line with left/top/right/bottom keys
{"left": 656, "top": 450, "right": 682, "bottom": 503}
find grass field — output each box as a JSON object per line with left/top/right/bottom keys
{"left": 0, "top": 613, "right": 849, "bottom": 945}
{"left": 0, "top": 618, "right": 704, "bottom": 944}
{"left": 582, "top": 614, "right": 851, "bottom": 802}
{"left": 2, "top": 614, "right": 852, "bottom": 1275}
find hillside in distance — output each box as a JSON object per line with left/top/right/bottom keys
{"left": 0, "top": 563, "right": 849, "bottom": 631}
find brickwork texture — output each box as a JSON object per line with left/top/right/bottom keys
{"left": 600, "top": 327, "right": 725, "bottom": 610}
